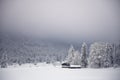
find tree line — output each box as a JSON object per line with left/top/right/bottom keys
{"left": 64, "top": 42, "right": 120, "bottom": 68}
{"left": 0, "top": 41, "right": 120, "bottom": 68}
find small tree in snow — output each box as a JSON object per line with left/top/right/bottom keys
{"left": 80, "top": 42, "right": 88, "bottom": 68}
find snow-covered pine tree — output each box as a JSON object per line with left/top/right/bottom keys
{"left": 1, "top": 52, "right": 8, "bottom": 68}
{"left": 114, "top": 41, "right": 120, "bottom": 66}
{"left": 80, "top": 42, "right": 88, "bottom": 68}
{"left": 65, "top": 45, "right": 75, "bottom": 64}
{"left": 105, "top": 43, "right": 113, "bottom": 67}
{"left": 88, "top": 42, "right": 105, "bottom": 68}
{"left": 88, "top": 42, "right": 113, "bottom": 68}
{"left": 71, "top": 50, "right": 81, "bottom": 65}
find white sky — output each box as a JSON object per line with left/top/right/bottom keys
{"left": 0, "top": 0, "right": 120, "bottom": 42}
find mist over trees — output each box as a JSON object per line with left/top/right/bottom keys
{"left": 0, "top": 35, "right": 68, "bottom": 67}
{"left": 0, "top": 34, "right": 120, "bottom": 68}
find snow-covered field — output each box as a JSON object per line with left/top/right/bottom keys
{"left": 0, "top": 63, "right": 120, "bottom": 80}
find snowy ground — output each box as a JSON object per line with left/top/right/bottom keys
{"left": 0, "top": 63, "right": 120, "bottom": 80}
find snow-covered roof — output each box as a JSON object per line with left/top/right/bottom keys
{"left": 70, "top": 65, "right": 81, "bottom": 67}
